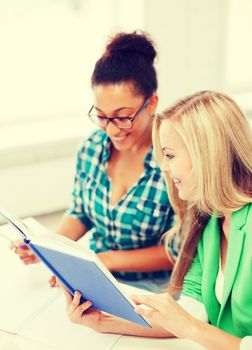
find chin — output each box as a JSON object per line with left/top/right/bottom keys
{"left": 112, "top": 140, "right": 133, "bottom": 152}
{"left": 112, "top": 142, "right": 129, "bottom": 152}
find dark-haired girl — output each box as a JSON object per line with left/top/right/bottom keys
{"left": 14, "top": 32, "right": 179, "bottom": 292}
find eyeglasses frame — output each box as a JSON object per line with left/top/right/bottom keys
{"left": 88, "top": 97, "right": 150, "bottom": 129}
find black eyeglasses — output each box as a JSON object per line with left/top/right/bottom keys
{"left": 88, "top": 98, "right": 150, "bottom": 129}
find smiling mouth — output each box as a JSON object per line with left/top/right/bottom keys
{"left": 173, "top": 178, "right": 181, "bottom": 187}
{"left": 111, "top": 134, "right": 128, "bottom": 142}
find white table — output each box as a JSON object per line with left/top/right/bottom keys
{"left": 0, "top": 218, "right": 206, "bottom": 350}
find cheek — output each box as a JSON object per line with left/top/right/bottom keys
{"left": 134, "top": 115, "right": 152, "bottom": 132}
{"left": 169, "top": 159, "right": 181, "bottom": 175}
{"left": 180, "top": 155, "right": 193, "bottom": 177}
{"left": 171, "top": 158, "right": 192, "bottom": 180}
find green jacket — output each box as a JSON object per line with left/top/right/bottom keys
{"left": 182, "top": 203, "right": 252, "bottom": 337}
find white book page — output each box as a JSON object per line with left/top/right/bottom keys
{"left": 18, "top": 293, "right": 121, "bottom": 350}
{"left": 0, "top": 217, "right": 48, "bottom": 242}
{"left": 30, "top": 230, "right": 96, "bottom": 261}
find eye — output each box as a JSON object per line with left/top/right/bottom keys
{"left": 96, "top": 115, "right": 107, "bottom": 119}
{"left": 116, "top": 116, "right": 131, "bottom": 120}
{"left": 165, "top": 154, "right": 174, "bottom": 160}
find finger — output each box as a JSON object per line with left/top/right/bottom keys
{"left": 10, "top": 244, "right": 22, "bottom": 253}
{"left": 131, "top": 294, "right": 166, "bottom": 311}
{"left": 14, "top": 248, "right": 31, "bottom": 257}
{"left": 9, "top": 240, "right": 25, "bottom": 250}
{"left": 49, "top": 275, "right": 56, "bottom": 283}
{"left": 67, "top": 301, "right": 93, "bottom": 324}
{"left": 53, "top": 276, "right": 59, "bottom": 287}
{"left": 19, "top": 250, "right": 34, "bottom": 257}
{"left": 134, "top": 305, "right": 158, "bottom": 321}
{"left": 18, "top": 243, "right": 29, "bottom": 250}
{"left": 49, "top": 275, "right": 56, "bottom": 287}
{"left": 76, "top": 300, "right": 93, "bottom": 316}
{"left": 54, "top": 279, "right": 59, "bottom": 287}
{"left": 59, "top": 283, "right": 74, "bottom": 305}
{"left": 19, "top": 253, "right": 36, "bottom": 260}
{"left": 9, "top": 242, "right": 16, "bottom": 250}
{"left": 69, "top": 291, "right": 82, "bottom": 314}
{"left": 49, "top": 279, "right": 59, "bottom": 288}
{"left": 22, "top": 258, "right": 37, "bottom": 265}
{"left": 130, "top": 296, "right": 142, "bottom": 305}
{"left": 49, "top": 277, "right": 55, "bottom": 286}
{"left": 20, "top": 255, "right": 38, "bottom": 264}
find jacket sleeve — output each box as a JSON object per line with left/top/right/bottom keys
{"left": 181, "top": 250, "right": 204, "bottom": 304}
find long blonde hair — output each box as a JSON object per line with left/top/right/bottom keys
{"left": 153, "top": 90, "right": 252, "bottom": 295}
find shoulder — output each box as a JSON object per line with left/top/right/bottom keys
{"left": 75, "top": 129, "right": 109, "bottom": 172}
{"left": 144, "top": 147, "right": 161, "bottom": 170}
{"left": 76, "top": 129, "right": 108, "bottom": 158}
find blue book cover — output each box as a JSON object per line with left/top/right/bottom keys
{"left": 0, "top": 208, "right": 151, "bottom": 328}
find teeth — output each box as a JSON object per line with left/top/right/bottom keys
{"left": 173, "top": 178, "right": 181, "bottom": 184}
{"left": 112, "top": 136, "right": 126, "bottom": 141}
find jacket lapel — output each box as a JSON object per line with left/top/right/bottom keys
{"left": 201, "top": 216, "right": 221, "bottom": 324}
{"left": 217, "top": 205, "right": 249, "bottom": 322}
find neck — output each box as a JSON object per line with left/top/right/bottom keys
{"left": 223, "top": 213, "right": 231, "bottom": 225}
{"left": 129, "top": 130, "right": 152, "bottom": 154}
{"left": 221, "top": 213, "right": 232, "bottom": 240}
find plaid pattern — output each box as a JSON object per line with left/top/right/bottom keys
{"left": 68, "top": 129, "right": 179, "bottom": 280}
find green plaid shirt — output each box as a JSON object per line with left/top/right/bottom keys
{"left": 68, "top": 130, "right": 179, "bottom": 280}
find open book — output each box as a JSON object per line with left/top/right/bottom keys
{"left": 0, "top": 208, "right": 151, "bottom": 328}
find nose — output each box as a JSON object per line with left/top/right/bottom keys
{"left": 160, "top": 157, "right": 170, "bottom": 173}
{"left": 105, "top": 120, "right": 121, "bottom": 136}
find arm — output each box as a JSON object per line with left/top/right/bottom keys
{"left": 98, "top": 245, "right": 174, "bottom": 272}
{"left": 191, "top": 320, "right": 241, "bottom": 350}
{"left": 60, "top": 284, "right": 171, "bottom": 337}
{"left": 132, "top": 293, "right": 242, "bottom": 350}
{"left": 56, "top": 215, "right": 87, "bottom": 241}
{"left": 60, "top": 284, "right": 246, "bottom": 347}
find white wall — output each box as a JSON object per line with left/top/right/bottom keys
{"left": 2, "top": 0, "right": 246, "bottom": 218}
{"left": 0, "top": 156, "right": 75, "bottom": 219}
{"left": 144, "top": 0, "right": 229, "bottom": 110}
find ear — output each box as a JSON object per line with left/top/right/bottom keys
{"left": 147, "top": 94, "right": 158, "bottom": 115}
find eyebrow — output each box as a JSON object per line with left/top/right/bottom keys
{"left": 94, "top": 106, "right": 135, "bottom": 113}
{"left": 161, "top": 147, "right": 175, "bottom": 151}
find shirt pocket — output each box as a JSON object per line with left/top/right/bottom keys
{"left": 132, "top": 198, "right": 170, "bottom": 242}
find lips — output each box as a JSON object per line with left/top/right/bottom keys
{"left": 111, "top": 134, "right": 128, "bottom": 142}
{"left": 172, "top": 178, "right": 181, "bottom": 188}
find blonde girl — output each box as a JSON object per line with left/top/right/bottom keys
{"left": 61, "top": 91, "right": 252, "bottom": 350}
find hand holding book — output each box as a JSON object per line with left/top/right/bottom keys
{"left": 10, "top": 239, "right": 40, "bottom": 264}
{"left": 0, "top": 207, "right": 151, "bottom": 328}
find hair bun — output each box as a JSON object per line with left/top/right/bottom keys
{"left": 104, "top": 31, "right": 157, "bottom": 64}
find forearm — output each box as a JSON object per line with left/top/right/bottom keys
{"left": 189, "top": 318, "right": 241, "bottom": 350}
{"left": 99, "top": 315, "right": 173, "bottom": 337}
{"left": 98, "top": 246, "right": 173, "bottom": 272}
{"left": 56, "top": 215, "right": 87, "bottom": 241}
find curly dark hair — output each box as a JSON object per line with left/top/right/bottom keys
{"left": 91, "top": 31, "right": 158, "bottom": 98}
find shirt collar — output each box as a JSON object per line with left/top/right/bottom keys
{"left": 144, "top": 146, "right": 159, "bottom": 171}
